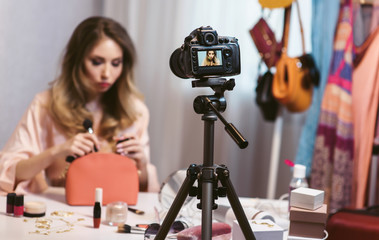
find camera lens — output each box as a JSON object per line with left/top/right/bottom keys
{"left": 203, "top": 32, "right": 217, "bottom": 45}
{"left": 169, "top": 48, "right": 189, "bottom": 79}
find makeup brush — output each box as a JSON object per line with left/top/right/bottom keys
{"left": 66, "top": 119, "right": 98, "bottom": 162}
{"left": 83, "top": 119, "right": 97, "bottom": 152}
{"left": 128, "top": 207, "right": 145, "bottom": 215}
{"left": 117, "top": 224, "right": 145, "bottom": 234}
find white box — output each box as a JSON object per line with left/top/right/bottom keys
{"left": 290, "top": 187, "right": 324, "bottom": 210}
{"left": 288, "top": 234, "right": 326, "bottom": 240}
{"left": 232, "top": 219, "right": 283, "bottom": 240}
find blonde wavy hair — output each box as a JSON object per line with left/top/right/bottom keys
{"left": 49, "top": 16, "right": 143, "bottom": 142}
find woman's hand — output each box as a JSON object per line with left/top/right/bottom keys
{"left": 115, "top": 134, "right": 148, "bottom": 191}
{"left": 114, "top": 134, "right": 147, "bottom": 169}
{"left": 15, "top": 132, "right": 100, "bottom": 183}
{"left": 60, "top": 132, "right": 100, "bottom": 158}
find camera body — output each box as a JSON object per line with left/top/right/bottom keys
{"left": 170, "top": 26, "right": 241, "bottom": 79}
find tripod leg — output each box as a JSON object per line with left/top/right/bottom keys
{"left": 201, "top": 167, "right": 216, "bottom": 240}
{"left": 218, "top": 167, "right": 256, "bottom": 240}
{"left": 155, "top": 166, "right": 197, "bottom": 240}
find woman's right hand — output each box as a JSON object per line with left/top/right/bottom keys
{"left": 61, "top": 133, "right": 100, "bottom": 158}
{"left": 15, "top": 133, "right": 100, "bottom": 183}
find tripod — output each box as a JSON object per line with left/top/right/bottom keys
{"left": 155, "top": 78, "right": 256, "bottom": 240}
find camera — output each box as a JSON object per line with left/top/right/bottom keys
{"left": 170, "top": 26, "right": 241, "bottom": 79}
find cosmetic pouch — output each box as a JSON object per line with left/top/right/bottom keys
{"left": 65, "top": 152, "right": 139, "bottom": 206}
{"left": 326, "top": 206, "right": 379, "bottom": 240}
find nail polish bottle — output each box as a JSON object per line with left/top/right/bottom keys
{"left": 13, "top": 195, "right": 24, "bottom": 217}
{"left": 6, "top": 193, "right": 16, "bottom": 215}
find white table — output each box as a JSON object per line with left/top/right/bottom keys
{"left": 0, "top": 188, "right": 160, "bottom": 240}
{"left": 0, "top": 187, "right": 289, "bottom": 239}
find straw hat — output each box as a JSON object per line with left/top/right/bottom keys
{"left": 258, "top": 0, "right": 294, "bottom": 8}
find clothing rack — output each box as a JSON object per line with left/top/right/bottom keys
{"left": 266, "top": 108, "right": 283, "bottom": 199}
{"left": 352, "top": 0, "right": 375, "bottom": 5}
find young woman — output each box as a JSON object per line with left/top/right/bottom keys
{"left": 0, "top": 16, "right": 160, "bottom": 194}
{"left": 201, "top": 50, "right": 221, "bottom": 66}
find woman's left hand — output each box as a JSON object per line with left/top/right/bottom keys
{"left": 114, "top": 134, "right": 147, "bottom": 169}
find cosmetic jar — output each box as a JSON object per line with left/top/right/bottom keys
{"left": 105, "top": 201, "right": 128, "bottom": 226}
{"left": 24, "top": 201, "right": 46, "bottom": 218}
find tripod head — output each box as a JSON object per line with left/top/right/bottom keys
{"left": 192, "top": 77, "right": 248, "bottom": 149}
{"left": 192, "top": 77, "right": 234, "bottom": 114}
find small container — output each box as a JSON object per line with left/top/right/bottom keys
{"left": 105, "top": 201, "right": 128, "bottom": 226}
{"left": 289, "top": 164, "right": 309, "bottom": 192}
{"left": 6, "top": 193, "right": 16, "bottom": 215}
{"left": 24, "top": 201, "right": 46, "bottom": 217}
{"left": 13, "top": 195, "right": 24, "bottom": 217}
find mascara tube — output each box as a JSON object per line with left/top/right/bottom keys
{"left": 94, "top": 202, "right": 101, "bottom": 228}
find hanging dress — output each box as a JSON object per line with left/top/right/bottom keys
{"left": 294, "top": 0, "right": 340, "bottom": 176}
{"left": 310, "top": 2, "right": 354, "bottom": 213}
{"left": 352, "top": 28, "right": 379, "bottom": 208}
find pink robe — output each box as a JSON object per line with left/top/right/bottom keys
{"left": 0, "top": 91, "right": 160, "bottom": 195}
{"left": 352, "top": 28, "right": 379, "bottom": 208}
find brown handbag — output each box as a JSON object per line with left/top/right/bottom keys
{"left": 272, "top": 1, "right": 319, "bottom": 112}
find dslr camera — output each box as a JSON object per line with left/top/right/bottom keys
{"left": 170, "top": 26, "right": 241, "bottom": 79}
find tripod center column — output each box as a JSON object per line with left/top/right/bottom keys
{"left": 202, "top": 112, "right": 217, "bottom": 167}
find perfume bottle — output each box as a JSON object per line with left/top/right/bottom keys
{"left": 289, "top": 164, "right": 308, "bottom": 209}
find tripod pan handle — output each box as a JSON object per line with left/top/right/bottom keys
{"left": 225, "top": 123, "right": 248, "bottom": 149}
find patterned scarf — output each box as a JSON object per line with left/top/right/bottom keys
{"left": 310, "top": 2, "right": 354, "bottom": 213}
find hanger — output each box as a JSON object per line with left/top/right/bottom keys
{"left": 353, "top": 0, "right": 375, "bottom": 5}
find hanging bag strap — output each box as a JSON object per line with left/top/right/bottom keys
{"left": 282, "top": 0, "right": 305, "bottom": 55}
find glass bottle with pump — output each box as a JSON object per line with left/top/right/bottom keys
{"left": 289, "top": 164, "right": 309, "bottom": 209}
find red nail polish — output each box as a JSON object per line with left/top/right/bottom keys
{"left": 6, "top": 193, "right": 16, "bottom": 215}
{"left": 13, "top": 195, "right": 24, "bottom": 217}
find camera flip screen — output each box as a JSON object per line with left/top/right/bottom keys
{"left": 198, "top": 50, "right": 223, "bottom": 67}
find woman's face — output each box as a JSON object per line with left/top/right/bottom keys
{"left": 207, "top": 51, "right": 215, "bottom": 60}
{"left": 84, "top": 37, "right": 123, "bottom": 94}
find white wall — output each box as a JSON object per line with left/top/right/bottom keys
{"left": 0, "top": 0, "right": 312, "bottom": 199}
{"left": 0, "top": 0, "right": 103, "bottom": 148}
{"left": 103, "top": 0, "right": 312, "bottom": 198}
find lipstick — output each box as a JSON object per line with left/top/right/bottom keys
{"left": 93, "top": 188, "right": 102, "bottom": 228}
